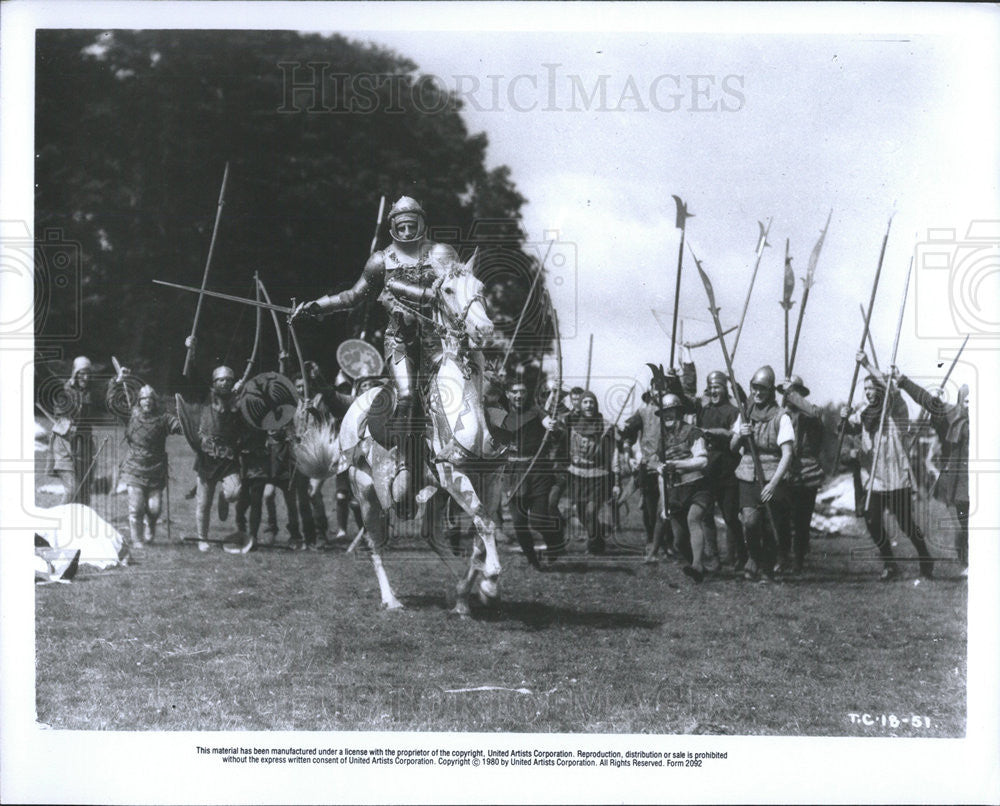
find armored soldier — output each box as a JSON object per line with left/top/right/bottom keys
{"left": 729, "top": 365, "right": 795, "bottom": 582}
{"left": 294, "top": 197, "right": 460, "bottom": 514}
{"left": 115, "top": 383, "right": 181, "bottom": 552}
{"left": 777, "top": 375, "right": 825, "bottom": 574}
{"left": 841, "top": 353, "right": 934, "bottom": 581}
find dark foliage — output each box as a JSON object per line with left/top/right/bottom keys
{"left": 35, "top": 30, "right": 554, "bottom": 392}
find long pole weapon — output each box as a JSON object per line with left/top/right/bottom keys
{"left": 668, "top": 196, "right": 694, "bottom": 370}
{"left": 182, "top": 161, "right": 230, "bottom": 377}
{"left": 585, "top": 333, "right": 593, "bottom": 391}
{"left": 779, "top": 238, "right": 795, "bottom": 377}
{"left": 690, "top": 243, "right": 783, "bottom": 550}
{"left": 154, "top": 280, "right": 293, "bottom": 315}
{"left": 506, "top": 297, "right": 562, "bottom": 502}
{"left": 833, "top": 214, "right": 893, "bottom": 472}
{"left": 730, "top": 217, "right": 772, "bottom": 360}
{"left": 501, "top": 240, "right": 555, "bottom": 371}
{"left": 914, "top": 333, "right": 969, "bottom": 428}
{"left": 71, "top": 436, "right": 111, "bottom": 503}
{"left": 360, "top": 195, "right": 387, "bottom": 340}
{"left": 860, "top": 304, "right": 881, "bottom": 370}
{"left": 787, "top": 209, "right": 832, "bottom": 376}
{"left": 864, "top": 260, "right": 912, "bottom": 511}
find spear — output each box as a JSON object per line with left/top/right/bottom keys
{"left": 832, "top": 214, "right": 893, "bottom": 473}
{"left": 787, "top": 209, "right": 832, "bottom": 376}
{"left": 730, "top": 218, "right": 772, "bottom": 360}
{"left": 585, "top": 333, "right": 594, "bottom": 391}
{"left": 668, "top": 196, "right": 694, "bottom": 370}
{"left": 500, "top": 240, "right": 555, "bottom": 371}
{"left": 779, "top": 238, "right": 795, "bottom": 377}
{"left": 689, "top": 243, "right": 783, "bottom": 551}
{"left": 865, "top": 260, "right": 912, "bottom": 511}
{"left": 860, "top": 304, "right": 880, "bottom": 370}
{"left": 915, "top": 333, "right": 970, "bottom": 428}
{"left": 360, "top": 195, "right": 388, "bottom": 340}
{"left": 182, "top": 161, "right": 230, "bottom": 378}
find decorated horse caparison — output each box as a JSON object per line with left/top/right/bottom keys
{"left": 298, "top": 253, "right": 510, "bottom": 615}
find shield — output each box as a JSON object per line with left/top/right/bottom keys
{"left": 175, "top": 393, "right": 202, "bottom": 453}
{"left": 336, "top": 338, "right": 384, "bottom": 380}
{"left": 238, "top": 372, "right": 298, "bottom": 431}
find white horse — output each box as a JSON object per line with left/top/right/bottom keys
{"left": 298, "top": 253, "right": 508, "bottom": 615}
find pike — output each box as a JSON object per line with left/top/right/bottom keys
{"left": 787, "top": 209, "right": 832, "bottom": 376}
{"left": 500, "top": 240, "right": 555, "bottom": 370}
{"left": 154, "top": 279, "right": 295, "bottom": 316}
{"left": 182, "top": 162, "right": 230, "bottom": 377}
{"left": 668, "top": 196, "right": 694, "bottom": 370}
{"left": 730, "top": 217, "right": 772, "bottom": 360}
{"left": 585, "top": 333, "right": 594, "bottom": 391}
{"left": 689, "top": 242, "right": 783, "bottom": 549}
{"left": 360, "top": 195, "right": 388, "bottom": 340}
{"left": 860, "top": 304, "right": 880, "bottom": 370}
{"left": 915, "top": 333, "right": 970, "bottom": 428}
{"left": 600, "top": 382, "right": 637, "bottom": 441}
{"left": 779, "top": 238, "right": 795, "bottom": 377}
{"left": 833, "top": 213, "right": 893, "bottom": 473}
{"left": 865, "top": 259, "right": 912, "bottom": 511}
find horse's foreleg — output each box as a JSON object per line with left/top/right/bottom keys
{"left": 352, "top": 468, "right": 403, "bottom": 611}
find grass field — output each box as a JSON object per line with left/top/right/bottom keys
{"left": 34, "top": 427, "right": 967, "bottom": 735}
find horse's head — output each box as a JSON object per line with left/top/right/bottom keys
{"left": 436, "top": 251, "right": 494, "bottom": 348}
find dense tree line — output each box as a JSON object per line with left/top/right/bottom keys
{"left": 35, "top": 30, "right": 554, "bottom": 393}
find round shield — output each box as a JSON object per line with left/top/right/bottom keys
{"left": 336, "top": 338, "right": 384, "bottom": 380}
{"left": 238, "top": 372, "right": 298, "bottom": 431}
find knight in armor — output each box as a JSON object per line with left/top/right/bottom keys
{"left": 841, "top": 352, "right": 934, "bottom": 581}
{"left": 294, "top": 197, "right": 460, "bottom": 515}
{"left": 114, "top": 382, "right": 182, "bottom": 556}
{"left": 654, "top": 395, "right": 710, "bottom": 582}
{"left": 777, "top": 375, "right": 825, "bottom": 574}
{"left": 729, "top": 365, "right": 795, "bottom": 582}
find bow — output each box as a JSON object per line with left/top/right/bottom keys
{"left": 238, "top": 272, "right": 264, "bottom": 388}
{"left": 506, "top": 284, "right": 562, "bottom": 501}
{"left": 256, "top": 276, "right": 291, "bottom": 380}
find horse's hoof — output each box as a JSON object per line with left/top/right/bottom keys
{"left": 449, "top": 600, "right": 472, "bottom": 618}
{"left": 382, "top": 599, "right": 405, "bottom": 611}
{"left": 477, "top": 577, "right": 500, "bottom": 607}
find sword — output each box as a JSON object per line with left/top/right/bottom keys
{"left": 154, "top": 279, "right": 295, "bottom": 315}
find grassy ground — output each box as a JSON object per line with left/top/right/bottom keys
{"left": 34, "top": 427, "right": 967, "bottom": 735}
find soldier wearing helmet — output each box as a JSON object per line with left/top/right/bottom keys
{"left": 691, "top": 367, "right": 746, "bottom": 573}
{"left": 110, "top": 377, "right": 182, "bottom": 557}
{"left": 653, "top": 393, "right": 710, "bottom": 582}
{"left": 620, "top": 365, "right": 688, "bottom": 561}
{"left": 777, "top": 374, "right": 825, "bottom": 574}
{"left": 729, "top": 365, "right": 795, "bottom": 582}
{"left": 47, "top": 356, "right": 102, "bottom": 506}
{"left": 178, "top": 345, "right": 248, "bottom": 551}
{"left": 841, "top": 352, "right": 934, "bottom": 581}
{"left": 294, "top": 196, "right": 461, "bottom": 515}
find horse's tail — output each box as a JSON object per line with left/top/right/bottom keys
{"left": 294, "top": 419, "right": 341, "bottom": 480}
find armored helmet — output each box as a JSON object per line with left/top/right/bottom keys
{"left": 706, "top": 370, "right": 728, "bottom": 393}
{"left": 138, "top": 384, "right": 156, "bottom": 401}
{"left": 212, "top": 365, "right": 236, "bottom": 383}
{"left": 388, "top": 196, "right": 427, "bottom": 243}
{"left": 750, "top": 365, "right": 776, "bottom": 390}
{"left": 655, "top": 393, "right": 684, "bottom": 417}
{"left": 777, "top": 374, "right": 810, "bottom": 396}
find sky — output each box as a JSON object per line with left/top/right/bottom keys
{"left": 350, "top": 19, "right": 999, "bottom": 417}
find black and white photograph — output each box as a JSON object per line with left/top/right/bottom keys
{"left": 2, "top": 2, "right": 999, "bottom": 803}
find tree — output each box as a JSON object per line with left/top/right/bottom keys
{"left": 35, "top": 30, "right": 552, "bottom": 392}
